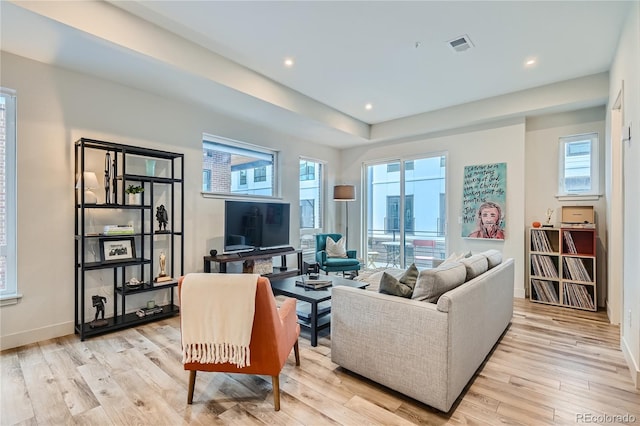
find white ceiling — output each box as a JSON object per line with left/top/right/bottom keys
{"left": 0, "top": 1, "right": 631, "bottom": 146}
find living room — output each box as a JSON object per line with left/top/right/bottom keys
{"left": 1, "top": 1, "right": 639, "bottom": 423}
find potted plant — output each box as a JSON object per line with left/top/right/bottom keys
{"left": 125, "top": 184, "right": 144, "bottom": 205}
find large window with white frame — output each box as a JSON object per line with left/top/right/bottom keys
{"left": 558, "top": 133, "right": 599, "bottom": 197}
{"left": 299, "top": 158, "right": 324, "bottom": 262}
{"left": 1, "top": 89, "right": 17, "bottom": 302}
{"left": 202, "top": 134, "right": 278, "bottom": 197}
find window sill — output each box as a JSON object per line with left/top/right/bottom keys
{"left": 555, "top": 194, "right": 602, "bottom": 201}
{"left": 0, "top": 293, "right": 23, "bottom": 306}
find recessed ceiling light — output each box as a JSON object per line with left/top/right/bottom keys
{"left": 284, "top": 58, "right": 294, "bottom": 68}
{"left": 525, "top": 58, "right": 537, "bottom": 66}
{"left": 365, "top": 103, "right": 373, "bottom": 110}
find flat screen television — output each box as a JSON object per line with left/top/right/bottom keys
{"left": 224, "top": 200, "right": 291, "bottom": 253}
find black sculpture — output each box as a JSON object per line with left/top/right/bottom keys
{"left": 90, "top": 295, "right": 108, "bottom": 328}
{"left": 156, "top": 205, "right": 169, "bottom": 232}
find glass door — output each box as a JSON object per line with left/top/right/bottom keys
{"left": 365, "top": 155, "right": 446, "bottom": 270}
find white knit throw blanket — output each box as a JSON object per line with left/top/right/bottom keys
{"left": 181, "top": 273, "right": 258, "bottom": 368}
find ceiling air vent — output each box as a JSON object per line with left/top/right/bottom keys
{"left": 448, "top": 35, "right": 474, "bottom": 53}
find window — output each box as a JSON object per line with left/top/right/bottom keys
{"left": 387, "top": 161, "right": 413, "bottom": 173}
{"left": 1, "top": 89, "right": 17, "bottom": 302}
{"left": 558, "top": 133, "right": 599, "bottom": 197}
{"left": 202, "top": 170, "right": 211, "bottom": 192}
{"left": 300, "top": 199, "right": 315, "bottom": 228}
{"left": 254, "top": 166, "right": 266, "bottom": 183}
{"left": 202, "top": 134, "right": 278, "bottom": 197}
{"left": 299, "top": 161, "right": 315, "bottom": 181}
{"left": 365, "top": 155, "right": 446, "bottom": 269}
{"left": 299, "top": 158, "right": 324, "bottom": 262}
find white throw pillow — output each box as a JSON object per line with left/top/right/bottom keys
{"left": 326, "top": 236, "right": 348, "bottom": 258}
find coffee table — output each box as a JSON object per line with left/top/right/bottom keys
{"left": 269, "top": 275, "right": 368, "bottom": 346}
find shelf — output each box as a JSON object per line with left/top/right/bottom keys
{"left": 528, "top": 226, "right": 597, "bottom": 312}
{"left": 74, "top": 304, "right": 180, "bottom": 338}
{"left": 77, "top": 138, "right": 184, "bottom": 160}
{"left": 75, "top": 137, "right": 184, "bottom": 340}
{"left": 82, "top": 258, "right": 151, "bottom": 270}
{"left": 115, "top": 281, "right": 178, "bottom": 295}
{"left": 120, "top": 174, "right": 182, "bottom": 184}
{"left": 76, "top": 203, "right": 152, "bottom": 209}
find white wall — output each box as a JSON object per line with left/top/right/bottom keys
{"left": 608, "top": 1, "right": 640, "bottom": 387}
{"left": 0, "top": 52, "right": 341, "bottom": 350}
{"left": 341, "top": 120, "right": 527, "bottom": 298}
{"left": 525, "top": 107, "right": 607, "bottom": 306}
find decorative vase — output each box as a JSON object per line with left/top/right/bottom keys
{"left": 128, "top": 193, "right": 142, "bottom": 205}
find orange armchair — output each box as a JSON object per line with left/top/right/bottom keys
{"left": 178, "top": 275, "right": 300, "bottom": 411}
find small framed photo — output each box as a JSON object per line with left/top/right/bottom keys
{"left": 100, "top": 237, "right": 136, "bottom": 262}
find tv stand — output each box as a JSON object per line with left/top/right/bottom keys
{"left": 204, "top": 247, "right": 302, "bottom": 279}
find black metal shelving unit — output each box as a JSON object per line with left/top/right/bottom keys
{"left": 74, "top": 138, "right": 184, "bottom": 340}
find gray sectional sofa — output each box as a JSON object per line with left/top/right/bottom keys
{"left": 331, "top": 251, "right": 515, "bottom": 412}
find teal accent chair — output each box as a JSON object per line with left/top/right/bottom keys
{"left": 315, "top": 233, "right": 361, "bottom": 276}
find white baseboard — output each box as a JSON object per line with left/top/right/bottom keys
{"left": 514, "top": 288, "right": 526, "bottom": 299}
{"left": 0, "top": 321, "right": 74, "bottom": 351}
{"left": 621, "top": 335, "right": 640, "bottom": 389}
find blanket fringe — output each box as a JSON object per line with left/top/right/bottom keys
{"left": 182, "top": 343, "right": 251, "bottom": 368}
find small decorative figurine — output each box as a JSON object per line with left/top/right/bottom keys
{"left": 90, "top": 295, "right": 108, "bottom": 328}
{"left": 156, "top": 205, "right": 168, "bottom": 232}
{"left": 543, "top": 208, "right": 554, "bottom": 227}
{"left": 155, "top": 251, "right": 172, "bottom": 283}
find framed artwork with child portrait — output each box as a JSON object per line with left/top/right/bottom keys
{"left": 462, "top": 162, "right": 507, "bottom": 240}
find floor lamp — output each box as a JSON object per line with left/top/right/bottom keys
{"left": 333, "top": 185, "right": 356, "bottom": 247}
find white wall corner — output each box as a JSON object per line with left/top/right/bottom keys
{"left": 621, "top": 335, "right": 640, "bottom": 389}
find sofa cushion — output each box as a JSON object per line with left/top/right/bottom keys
{"left": 378, "top": 263, "right": 419, "bottom": 298}
{"left": 460, "top": 254, "right": 488, "bottom": 281}
{"left": 439, "top": 250, "right": 472, "bottom": 267}
{"left": 412, "top": 262, "right": 467, "bottom": 303}
{"left": 326, "top": 236, "right": 347, "bottom": 258}
{"left": 379, "top": 272, "right": 412, "bottom": 298}
{"left": 400, "top": 263, "right": 419, "bottom": 287}
{"left": 482, "top": 249, "right": 502, "bottom": 269}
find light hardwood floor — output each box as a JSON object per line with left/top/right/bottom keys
{"left": 2, "top": 298, "right": 638, "bottom": 425}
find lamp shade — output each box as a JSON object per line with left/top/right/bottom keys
{"left": 76, "top": 171, "right": 100, "bottom": 190}
{"left": 333, "top": 184, "right": 355, "bottom": 201}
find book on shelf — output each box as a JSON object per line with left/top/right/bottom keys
{"left": 531, "top": 279, "right": 559, "bottom": 304}
{"left": 135, "top": 306, "right": 163, "bottom": 317}
{"left": 531, "top": 229, "right": 553, "bottom": 252}
{"left": 562, "top": 257, "right": 592, "bottom": 282}
{"left": 563, "top": 283, "right": 595, "bottom": 310}
{"left": 103, "top": 225, "right": 134, "bottom": 235}
{"left": 563, "top": 231, "right": 577, "bottom": 254}
{"left": 295, "top": 277, "right": 332, "bottom": 290}
{"left": 530, "top": 254, "right": 558, "bottom": 278}
{"left": 153, "top": 276, "right": 174, "bottom": 286}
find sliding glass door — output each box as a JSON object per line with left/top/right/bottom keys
{"left": 365, "top": 155, "right": 446, "bottom": 269}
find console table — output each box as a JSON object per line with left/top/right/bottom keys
{"left": 203, "top": 247, "right": 303, "bottom": 280}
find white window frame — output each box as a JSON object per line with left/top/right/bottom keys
{"left": 557, "top": 133, "right": 600, "bottom": 200}
{"left": 201, "top": 134, "right": 279, "bottom": 199}
{"left": 1, "top": 88, "right": 19, "bottom": 304}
